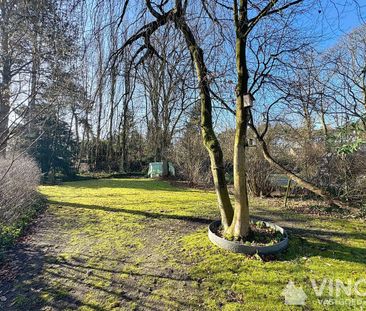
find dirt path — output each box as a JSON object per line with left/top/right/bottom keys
{"left": 0, "top": 179, "right": 214, "bottom": 311}
{"left": 0, "top": 210, "right": 206, "bottom": 311}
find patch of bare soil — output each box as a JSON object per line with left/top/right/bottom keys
{"left": 0, "top": 208, "right": 208, "bottom": 311}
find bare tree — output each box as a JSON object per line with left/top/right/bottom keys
{"left": 111, "top": 0, "right": 308, "bottom": 238}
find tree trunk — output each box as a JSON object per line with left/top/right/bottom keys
{"left": 174, "top": 14, "right": 233, "bottom": 229}
{"left": 226, "top": 0, "right": 250, "bottom": 238}
{"left": 162, "top": 160, "right": 169, "bottom": 177}
{"left": 362, "top": 67, "right": 366, "bottom": 112}
{"left": 108, "top": 19, "right": 117, "bottom": 170}
{"left": 95, "top": 31, "right": 104, "bottom": 170}
{"left": 227, "top": 103, "right": 250, "bottom": 237}
{"left": 108, "top": 64, "right": 117, "bottom": 170}
{"left": 0, "top": 7, "right": 11, "bottom": 158}
{"left": 319, "top": 95, "right": 328, "bottom": 139}
{"left": 0, "top": 94, "right": 10, "bottom": 158}
{"left": 119, "top": 63, "right": 131, "bottom": 173}
{"left": 28, "top": 12, "right": 40, "bottom": 128}
{"left": 120, "top": 116, "right": 128, "bottom": 173}
{"left": 284, "top": 178, "right": 292, "bottom": 208}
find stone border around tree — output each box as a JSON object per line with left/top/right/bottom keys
{"left": 208, "top": 220, "right": 289, "bottom": 255}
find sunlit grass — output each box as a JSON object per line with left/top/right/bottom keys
{"left": 6, "top": 178, "right": 365, "bottom": 310}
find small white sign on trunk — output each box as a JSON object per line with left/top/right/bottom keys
{"left": 244, "top": 94, "right": 254, "bottom": 108}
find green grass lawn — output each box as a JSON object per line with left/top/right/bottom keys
{"left": 1, "top": 178, "right": 365, "bottom": 310}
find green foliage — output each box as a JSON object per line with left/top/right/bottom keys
{"left": 336, "top": 137, "right": 365, "bottom": 155}
{"left": 328, "top": 121, "right": 366, "bottom": 155}
{"left": 26, "top": 113, "right": 77, "bottom": 179}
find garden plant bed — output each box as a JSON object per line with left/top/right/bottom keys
{"left": 208, "top": 220, "right": 288, "bottom": 255}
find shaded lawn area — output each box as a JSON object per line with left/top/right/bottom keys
{"left": 0, "top": 178, "right": 365, "bottom": 310}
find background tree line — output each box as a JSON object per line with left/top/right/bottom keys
{"left": 0, "top": 0, "right": 365, "bottom": 214}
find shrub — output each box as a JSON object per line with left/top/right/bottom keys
{"left": 0, "top": 156, "right": 44, "bottom": 260}
{"left": 0, "top": 156, "right": 41, "bottom": 223}
{"left": 171, "top": 127, "right": 212, "bottom": 186}
{"left": 246, "top": 147, "right": 275, "bottom": 197}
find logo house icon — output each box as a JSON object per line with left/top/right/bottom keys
{"left": 282, "top": 281, "right": 307, "bottom": 306}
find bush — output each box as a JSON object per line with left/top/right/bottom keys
{"left": 246, "top": 147, "right": 275, "bottom": 197}
{"left": 171, "top": 126, "right": 212, "bottom": 186}
{"left": 0, "top": 156, "right": 44, "bottom": 260}
{"left": 0, "top": 156, "right": 41, "bottom": 222}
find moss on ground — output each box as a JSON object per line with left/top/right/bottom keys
{"left": 0, "top": 178, "right": 365, "bottom": 310}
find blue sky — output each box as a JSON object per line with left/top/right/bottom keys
{"left": 307, "top": 0, "right": 366, "bottom": 50}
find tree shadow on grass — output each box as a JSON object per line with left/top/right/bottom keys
{"left": 46, "top": 200, "right": 366, "bottom": 265}
{"left": 250, "top": 211, "right": 366, "bottom": 264}
{"left": 252, "top": 213, "right": 366, "bottom": 240}
{"left": 47, "top": 200, "right": 213, "bottom": 225}
{"left": 0, "top": 243, "right": 199, "bottom": 311}
{"left": 61, "top": 178, "right": 202, "bottom": 193}
{"left": 278, "top": 229, "right": 366, "bottom": 265}
{"left": 0, "top": 244, "right": 83, "bottom": 311}
{"left": 54, "top": 258, "right": 193, "bottom": 282}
